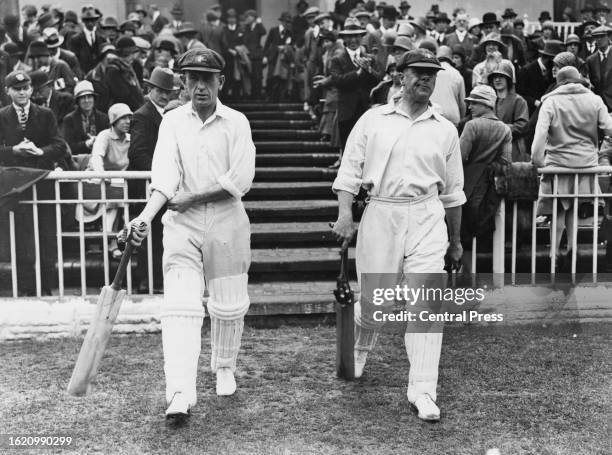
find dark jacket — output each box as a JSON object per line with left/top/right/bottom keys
{"left": 586, "top": 50, "right": 612, "bottom": 111}
{"left": 264, "top": 25, "right": 292, "bottom": 72}
{"left": 0, "top": 103, "right": 65, "bottom": 169}
{"left": 48, "top": 91, "right": 74, "bottom": 128}
{"left": 242, "top": 22, "right": 266, "bottom": 60}
{"left": 86, "top": 63, "right": 111, "bottom": 113}
{"left": 200, "top": 22, "right": 226, "bottom": 55}
{"left": 67, "top": 30, "right": 106, "bottom": 74}
{"left": 104, "top": 59, "right": 145, "bottom": 112}
{"left": 127, "top": 100, "right": 162, "bottom": 171}
{"left": 516, "top": 59, "right": 553, "bottom": 116}
{"left": 58, "top": 48, "right": 83, "bottom": 79}
{"left": 328, "top": 48, "right": 381, "bottom": 121}
{"left": 62, "top": 108, "right": 109, "bottom": 155}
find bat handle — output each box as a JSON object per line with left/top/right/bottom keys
{"left": 111, "top": 241, "right": 135, "bottom": 291}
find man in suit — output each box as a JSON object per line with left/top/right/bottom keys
{"left": 27, "top": 41, "right": 76, "bottom": 94}
{"left": 68, "top": 7, "right": 105, "bottom": 74}
{"left": 128, "top": 67, "right": 178, "bottom": 292}
{"left": 444, "top": 13, "right": 476, "bottom": 62}
{"left": 104, "top": 37, "right": 145, "bottom": 112}
{"left": 314, "top": 18, "right": 382, "bottom": 150}
{"left": 516, "top": 40, "right": 563, "bottom": 116}
{"left": 42, "top": 28, "right": 83, "bottom": 80}
{"left": 200, "top": 10, "right": 226, "bottom": 55}
{"left": 399, "top": 1, "right": 414, "bottom": 21}
{"left": 0, "top": 70, "right": 65, "bottom": 295}
{"left": 174, "top": 22, "right": 206, "bottom": 51}
{"left": 586, "top": 26, "right": 612, "bottom": 111}
{"left": 264, "top": 12, "right": 294, "bottom": 101}
{"left": 29, "top": 70, "right": 73, "bottom": 128}
{"left": 151, "top": 4, "right": 170, "bottom": 34}
{"left": 241, "top": 10, "right": 266, "bottom": 99}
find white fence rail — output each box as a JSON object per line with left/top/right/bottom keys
{"left": 1, "top": 167, "right": 612, "bottom": 299}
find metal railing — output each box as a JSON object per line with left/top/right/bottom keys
{"left": 1, "top": 167, "right": 612, "bottom": 299}
{"left": 524, "top": 21, "right": 580, "bottom": 39}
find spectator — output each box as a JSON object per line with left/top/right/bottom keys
{"left": 105, "top": 37, "right": 145, "bottom": 111}
{"left": 409, "top": 17, "right": 428, "bottom": 48}
{"left": 488, "top": 61, "right": 529, "bottom": 162}
{"left": 302, "top": 7, "right": 323, "bottom": 110}
{"left": 68, "top": 7, "right": 104, "bottom": 74}
{"left": 151, "top": 4, "right": 170, "bottom": 34}
{"left": 168, "top": 4, "right": 184, "bottom": 32}
{"left": 128, "top": 67, "right": 178, "bottom": 292}
{"left": 399, "top": 1, "right": 413, "bottom": 21}
{"left": 99, "top": 17, "right": 120, "bottom": 44}
{"left": 431, "top": 12, "right": 450, "bottom": 46}
{"left": 586, "top": 25, "right": 612, "bottom": 111}
{"left": 42, "top": 27, "right": 83, "bottom": 79}
{"left": 2, "top": 42, "right": 31, "bottom": 73}
{"left": 26, "top": 41, "right": 76, "bottom": 93}
{"left": 222, "top": 9, "right": 248, "bottom": 100}
{"left": 3, "top": 14, "right": 31, "bottom": 55}
{"left": 85, "top": 103, "right": 133, "bottom": 259}
{"left": 565, "top": 34, "right": 588, "bottom": 76}
{"left": 29, "top": 70, "right": 73, "bottom": 128}
{"left": 174, "top": 22, "right": 205, "bottom": 51}
{"left": 241, "top": 10, "right": 266, "bottom": 99}
{"left": 472, "top": 34, "right": 515, "bottom": 87}
{"left": 264, "top": 12, "right": 294, "bottom": 102}
{"left": 444, "top": 13, "right": 476, "bottom": 60}
{"left": 460, "top": 84, "right": 512, "bottom": 271}
{"left": 431, "top": 45, "right": 465, "bottom": 126}
{"left": 516, "top": 40, "right": 563, "bottom": 116}
{"left": 470, "top": 12, "right": 500, "bottom": 64}
{"left": 532, "top": 66, "right": 612, "bottom": 268}
{"left": 451, "top": 44, "right": 473, "bottom": 94}
{"left": 0, "top": 70, "right": 64, "bottom": 295}
{"left": 201, "top": 9, "right": 225, "bottom": 55}
{"left": 60, "top": 10, "right": 81, "bottom": 43}
{"left": 86, "top": 43, "right": 118, "bottom": 113}
{"left": 62, "top": 80, "right": 109, "bottom": 155}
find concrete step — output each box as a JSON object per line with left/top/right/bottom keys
{"left": 251, "top": 222, "right": 342, "bottom": 247}
{"left": 254, "top": 167, "right": 338, "bottom": 182}
{"left": 229, "top": 103, "right": 304, "bottom": 112}
{"left": 249, "top": 120, "right": 315, "bottom": 129}
{"left": 255, "top": 141, "right": 335, "bottom": 153}
{"left": 245, "top": 111, "right": 312, "bottom": 121}
{"left": 256, "top": 153, "right": 338, "bottom": 167}
{"left": 245, "top": 200, "right": 337, "bottom": 222}
{"left": 252, "top": 129, "right": 323, "bottom": 141}
{"left": 245, "top": 182, "right": 333, "bottom": 200}
{"left": 250, "top": 247, "right": 356, "bottom": 275}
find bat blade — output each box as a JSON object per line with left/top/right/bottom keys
{"left": 67, "top": 285, "right": 126, "bottom": 396}
{"left": 336, "top": 301, "right": 355, "bottom": 380}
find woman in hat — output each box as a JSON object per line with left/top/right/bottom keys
{"left": 62, "top": 80, "right": 109, "bottom": 155}
{"left": 472, "top": 33, "right": 515, "bottom": 87}
{"left": 487, "top": 61, "right": 528, "bottom": 161}
{"left": 84, "top": 103, "right": 133, "bottom": 259}
{"left": 532, "top": 66, "right": 612, "bottom": 270}
{"left": 451, "top": 44, "right": 473, "bottom": 94}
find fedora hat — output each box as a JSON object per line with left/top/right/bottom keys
{"left": 278, "top": 12, "right": 292, "bottom": 23}
{"left": 339, "top": 17, "right": 367, "bottom": 35}
{"left": 480, "top": 12, "right": 500, "bottom": 26}
{"left": 433, "top": 12, "right": 451, "bottom": 23}
{"left": 502, "top": 8, "right": 517, "bottom": 19}
{"left": 409, "top": 17, "right": 428, "bottom": 34}
{"left": 144, "top": 67, "right": 180, "bottom": 91}
{"left": 100, "top": 16, "right": 119, "bottom": 29}
{"left": 173, "top": 22, "right": 199, "bottom": 36}
{"left": 539, "top": 39, "right": 564, "bottom": 57}
{"left": 81, "top": 7, "right": 101, "bottom": 20}
{"left": 42, "top": 27, "right": 64, "bottom": 48}
{"left": 37, "top": 13, "right": 59, "bottom": 29}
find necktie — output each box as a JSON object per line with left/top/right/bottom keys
{"left": 17, "top": 106, "right": 27, "bottom": 130}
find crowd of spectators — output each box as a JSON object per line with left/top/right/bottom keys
{"left": 2, "top": 1, "right": 612, "bottom": 291}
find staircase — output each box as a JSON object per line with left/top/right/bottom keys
{"left": 234, "top": 102, "right": 349, "bottom": 316}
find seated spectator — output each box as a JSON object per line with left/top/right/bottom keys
{"left": 532, "top": 66, "right": 612, "bottom": 269}
{"left": 79, "top": 103, "right": 133, "bottom": 259}
{"left": 460, "top": 84, "right": 512, "bottom": 271}
{"left": 62, "top": 80, "right": 109, "bottom": 155}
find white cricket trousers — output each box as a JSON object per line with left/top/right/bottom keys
{"left": 354, "top": 194, "right": 449, "bottom": 402}
{"left": 159, "top": 198, "right": 251, "bottom": 406}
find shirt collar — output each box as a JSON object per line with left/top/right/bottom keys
{"left": 189, "top": 99, "right": 230, "bottom": 125}
{"left": 109, "top": 128, "right": 130, "bottom": 141}
{"left": 346, "top": 47, "right": 361, "bottom": 58}
{"left": 381, "top": 96, "right": 442, "bottom": 123}
{"left": 456, "top": 29, "right": 467, "bottom": 38}
{"left": 537, "top": 57, "right": 547, "bottom": 72}
{"left": 13, "top": 101, "right": 31, "bottom": 114}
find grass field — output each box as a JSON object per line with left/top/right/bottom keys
{"left": 1, "top": 322, "right": 611, "bottom": 455}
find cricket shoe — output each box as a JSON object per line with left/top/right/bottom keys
{"left": 354, "top": 350, "right": 368, "bottom": 378}
{"left": 410, "top": 393, "right": 440, "bottom": 422}
{"left": 216, "top": 367, "right": 237, "bottom": 396}
{"left": 165, "top": 392, "right": 191, "bottom": 424}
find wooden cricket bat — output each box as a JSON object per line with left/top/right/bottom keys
{"left": 67, "top": 242, "right": 135, "bottom": 396}
{"left": 334, "top": 248, "right": 354, "bottom": 380}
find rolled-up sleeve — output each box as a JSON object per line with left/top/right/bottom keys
{"left": 217, "top": 114, "right": 256, "bottom": 198}
{"left": 332, "top": 114, "right": 367, "bottom": 195}
{"left": 439, "top": 131, "right": 466, "bottom": 208}
{"left": 150, "top": 117, "right": 181, "bottom": 200}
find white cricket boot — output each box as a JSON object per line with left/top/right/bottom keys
{"left": 410, "top": 393, "right": 440, "bottom": 422}
{"left": 216, "top": 367, "right": 237, "bottom": 396}
{"left": 165, "top": 392, "right": 191, "bottom": 421}
{"left": 354, "top": 350, "right": 368, "bottom": 378}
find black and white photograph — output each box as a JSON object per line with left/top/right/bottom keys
{"left": 0, "top": 0, "right": 610, "bottom": 453}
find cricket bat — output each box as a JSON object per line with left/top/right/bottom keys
{"left": 67, "top": 241, "right": 135, "bottom": 396}
{"left": 334, "top": 248, "right": 354, "bottom": 380}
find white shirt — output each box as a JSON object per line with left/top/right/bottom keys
{"left": 429, "top": 61, "right": 466, "bottom": 126}
{"left": 333, "top": 99, "right": 465, "bottom": 207}
{"left": 346, "top": 48, "right": 361, "bottom": 65}
{"left": 455, "top": 29, "right": 467, "bottom": 42}
{"left": 84, "top": 27, "right": 97, "bottom": 47}
{"left": 151, "top": 100, "right": 256, "bottom": 202}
